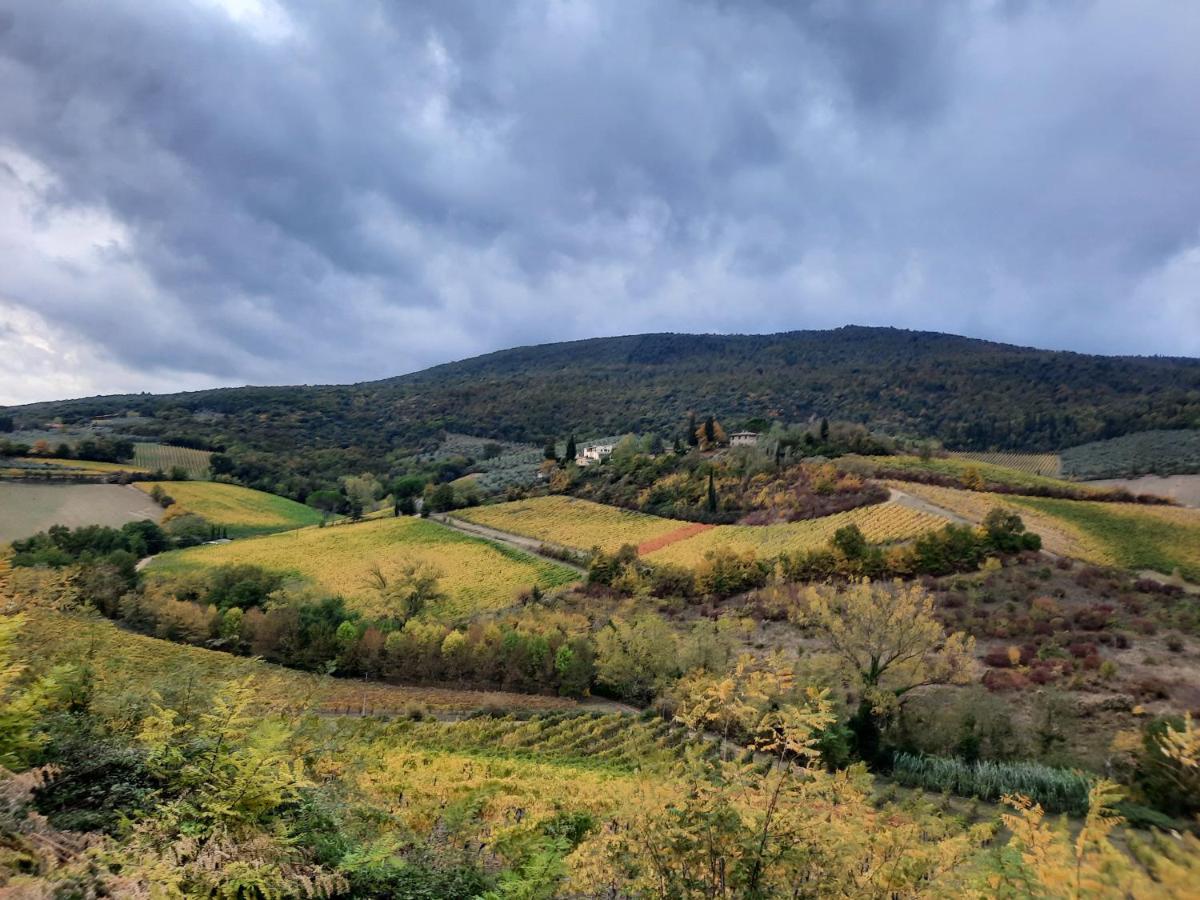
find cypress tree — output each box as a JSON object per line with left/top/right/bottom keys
{"left": 687, "top": 413, "right": 699, "bottom": 446}
{"left": 820, "top": 417, "right": 830, "bottom": 442}
{"left": 706, "top": 472, "right": 717, "bottom": 513}
{"left": 704, "top": 416, "right": 716, "bottom": 446}
{"left": 565, "top": 434, "right": 577, "bottom": 462}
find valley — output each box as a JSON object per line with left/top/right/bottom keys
{"left": 3, "top": 330, "right": 1199, "bottom": 896}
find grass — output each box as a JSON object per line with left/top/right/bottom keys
{"left": 134, "top": 481, "right": 322, "bottom": 537}
{"left": 644, "top": 501, "right": 947, "bottom": 566}
{"left": 146, "top": 516, "right": 579, "bottom": 620}
{"left": 891, "top": 752, "right": 1093, "bottom": 815}
{"left": 0, "top": 483, "right": 163, "bottom": 544}
{"left": 132, "top": 442, "right": 213, "bottom": 479}
{"left": 1007, "top": 496, "right": 1200, "bottom": 582}
{"left": 456, "top": 496, "right": 683, "bottom": 553}
{"left": 10, "top": 605, "right": 580, "bottom": 716}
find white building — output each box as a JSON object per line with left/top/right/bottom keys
{"left": 729, "top": 431, "right": 760, "bottom": 447}
{"left": 575, "top": 443, "right": 615, "bottom": 466}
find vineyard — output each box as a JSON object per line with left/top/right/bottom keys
{"left": 1008, "top": 495, "right": 1200, "bottom": 582}
{"left": 643, "top": 501, "right": 948, "bottom": 566}
{"left": 146, "top": 516, "right": 579, "bottom": 620}
{"left": 885, "top": 481, "right": 1113, "bottom": 564}
{"left": 134, "top": 481, "right": 322, "bottom": 536}
{"left": 841, "top": 454, "right": 1094, "bottom": 496}
{"left": 11, "top": 606, "right": 579, "bottom": 716}
{"left": 951, "top": 452, "right": 1062, "bottom": 478}
{"left": 380, "top": 710, "right": 698, "bottom": 774}
{"left": 132, "top": 441, "right": 213, "bottom": 479}
{"left": 456, "top": 495, "right": 683, "bottom": 553}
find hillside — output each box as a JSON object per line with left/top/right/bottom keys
{"left": 5, "top": 327, "right": 1199, "bottom": 498}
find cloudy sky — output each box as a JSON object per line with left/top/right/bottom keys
{"left": 1, "top": 0, "right": 1198, "bottom": 405}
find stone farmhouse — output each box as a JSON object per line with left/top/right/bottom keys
{"left": 729, "top": 431, "right": 760, "bottom": 447}
{"left": 575, "top": 443, "right": 615, "bottom": 466}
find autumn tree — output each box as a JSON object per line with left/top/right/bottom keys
{"left": 803, "top": 580, "right": 976, "bottom": 760}
{"left": 366, "top": 562, "right": 445, "bottom": 622}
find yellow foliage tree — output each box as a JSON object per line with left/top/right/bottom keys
{"left": 803, "top": 580, "right": 976, "bottom": 758}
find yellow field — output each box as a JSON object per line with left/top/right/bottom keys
{"left": 644, "top": 501, "right": 948, "bottom": 566}
{"left": 8, "top": 456, "right": 149, "bottom": 474}
{"left": 135, "top": 481, "right": 322, "bottom": 536}
{"left": 10, "top": 605, "right": 579, "bottom": 716}
{"left": 456, "top": 495, "right": 683, "bottom": 553}
{"left": 886, "top": 481, "right": 1113, "bottom": 564}
{"left": 951, "top": 452, "right": 1062, "bottom": 478}
{"left": 146, "top": 516, "right": 579, "bottom": 620}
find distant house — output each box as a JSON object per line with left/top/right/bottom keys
{"left": 576, "top": 443, "right": 615, "bottom": 466}
{"left": 730, "top": 431, "right": 760, "bottom": 447}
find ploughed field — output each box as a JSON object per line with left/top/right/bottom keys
{"left": 457, "top": 495, "right": 948, "bottom": 563}
{"left": 145, "top": 516, "right": 579, "bottom": 620}
{"left": 134, "top": 481, "right": 323, "bottom": 536}
{"left": 0, "top": 482, "right": 162, "bottom": 544}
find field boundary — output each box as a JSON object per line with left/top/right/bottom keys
{"left": 437, "top": 513, "right": 586, "bottom": 573}
{"left": 636, "top": 522, "right": 714, "bottom": 555}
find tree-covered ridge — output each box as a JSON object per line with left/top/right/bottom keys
{"left": 5, "top": 328, "right": 1199, "bottom": 501}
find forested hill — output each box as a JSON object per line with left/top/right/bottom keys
{"left": 6, "top": 326, "right": 1200, "bottom": 469}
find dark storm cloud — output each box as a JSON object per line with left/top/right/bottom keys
{"left": 0, "top": 0, "right": 1197, "bottom": 404}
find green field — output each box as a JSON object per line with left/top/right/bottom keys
{"left": 1060, "top": 429, "right": 1200, "bottom": 479}
{"left": 1008, "top": 495, "right": 1200, "bottom": 581}
{"left": 135, "top": 481, "right": 322, "bottom": 537}
{"left": 0, "top": 483, "right": 162, "bottom": 544}
{"left": 132, "top": 442, "right": 213, "bottom": 479}
{"left": 950, "top": 451, "right": 1062, "bottom": 478}
{"left": 146, "top": 516, "right": 579, "bottom": 620}
{"left": 842, "top": 454, "right": 1100, "bottom": 495}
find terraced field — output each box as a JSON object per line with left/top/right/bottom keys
{"left": 132, "top": 442, "right": 213, "bottom": 479}
{"left": 951, "top": 452, "right": 1062, "bottom": 478}
{"left": 134, "top": 481, "right": 322, "bottom": 536}
{"left": 146, "top": 516, "right": 579, "bottom": 620}
{"left": 456, "top": 495, "right": 682, "bottom": 553}
{"left": 644, "top": 501, "right": 947, "bottom": 566}
{"left": 10, "top": 606, "right": 579, "bottom": 716}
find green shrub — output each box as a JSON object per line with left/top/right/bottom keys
{"left": 891, "top": 752, "right": 1094, "bottom": 814}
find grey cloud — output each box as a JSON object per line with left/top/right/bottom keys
{"left": 0, "top": 0, "right": 1197, "bottom": 405}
